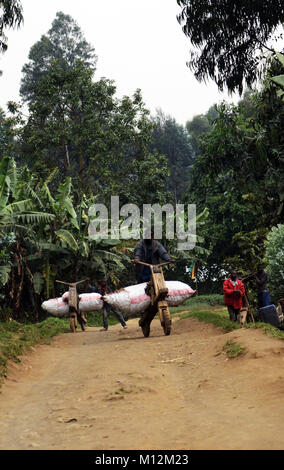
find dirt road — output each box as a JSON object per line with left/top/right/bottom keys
{"left": 1, "top": 314, "right": 284, "bottom": 450}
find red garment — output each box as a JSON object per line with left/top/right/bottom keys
{"left": 223, "top": 278, "right": 245, "bottom": 309}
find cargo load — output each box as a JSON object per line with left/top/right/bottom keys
{"left": 41, "top": 297, "right": 69, "bottom": 317}
{"left": 104, "top": 280, "right": 195, "bottom": 314}
{"left": 42, "top": 292, "right": 103, "bottom": 316}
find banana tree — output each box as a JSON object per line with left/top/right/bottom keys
{"left": 0, "top": 156, "right": 57, "bottom": 320}
{"left": 36, "top": 175, "right": 131, "bottom": 295}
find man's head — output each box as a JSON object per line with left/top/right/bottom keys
{"left": 257, "top": 263, "right": 265, "bottom": 272}
{"left": 230, "top": 270, "right": 238, "bottom": 281}
{"left": 143, "top": 229, "right": 154, "bottom": 246}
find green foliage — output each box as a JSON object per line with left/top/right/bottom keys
{"left": 85, "top": 311, "right": 118, "bottom": 328}
{"left": 186, "top": 294, "right": 224, "bottom": 306}
{"left": 178, "top": 309, "right": 241, "bottom": 333}
{"left": 20, "top": 11, "right": 97, "bottom": 103}
{"left": 0, "top": 232, "right": 16, "bottom": 289}
{"left": 0, "top": 156, "right": 133, "bottom": 321}
{"left": 0, "top": 0, "right": 23, "bottom": 54}
{"left": 0, "top": 12, "right": 179, "bottom": 323}
{"left": 177, "top": 0, "right": 284, "bottom": 93}
{"left": 222, "top": 339, "right": 247, "bottom": 359}
{"left": 186, "top": 110, "right": 216, "bottom": 156}
{"left": 20, "top": 56, "right": 169, "bottom": 204}
{"left": 17, "top": 13, "right": 171, "bottom": 208}
{"left": 150, "top": 110, "right": 194, "bottom": 201}
{"left": 264, "top": 224, "right": 284, "bottom": 299}
{"left": 271, "top": 53, "right": 284, "bottom": 100}
{"left": 182, "top": 59, "right": 284, "bottom": 290}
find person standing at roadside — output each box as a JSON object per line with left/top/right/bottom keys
{"left": 255, "top": 263, "right": 271, "bottom": 309}
{"left": 223, "top": 270, "right": 245, "bottom": 322}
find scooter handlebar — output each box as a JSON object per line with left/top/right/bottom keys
{"left": 131, "top": 259, "right": 175, "bottom": 268}
{"left": 56, "top": 278, "right": 89, "bottom": 287}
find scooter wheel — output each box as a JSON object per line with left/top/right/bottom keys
{"left": 70, "top": 316, "right": 77, "bottom": 333}
{"left": 162, "top": 308, "right": 171, "bottom": 336}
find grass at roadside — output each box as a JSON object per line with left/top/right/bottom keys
{"left": 85, "top": 311, "right": 118, "bottom": 327}
{"left": 0, "top": 317, "right": 69, "bottom": 387}
{"left": 172, "top": 305, "right": 242, "bottom": 332}
{"left": 222, "top": 339, "right": 247, "bottom": 358}
{"left": 171, "top": 302, "right": 284, "bottom": 340}
{"left": 0, "top": 310, "right": 122, "bottom": 387}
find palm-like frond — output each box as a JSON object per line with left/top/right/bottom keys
{"left": 55, "top": 229, "right": 79, "bottom": 252}
{"left": 0, "top": 265, "right": 11, "bottom": 285}
{"left": 8, "top": 211, "right": 55, "bottom": 224}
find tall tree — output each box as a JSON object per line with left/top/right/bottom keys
{"left": 0, "top": 107, "right": 13, "bottom": 155}
{"left": 150, "top": 110, "right": 194, "bottom": 201}
{"left": 20, "top": 11, "right": 97, "bottom": 103}
{"left": 186, "top": 111, "right": 214, "bottom": 156}
{"left": 20, "top": 59, "right": 169, "bottom": 205}
{"left": 19, "top": 13, "right": 171, "bottom": 207}
{"left": 182, "top": 56, "right": 284, "bottom": 292}
{"left": 177, "top": 0, "right": 284, "bottom": 94}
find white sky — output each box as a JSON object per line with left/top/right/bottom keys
{"left": 0, "top": 0, "right": 241, "bottom": 125}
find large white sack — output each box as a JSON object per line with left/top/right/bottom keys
{"left": 78, "top": 293, "right": 104, "bottom": 312}
{"left": 165, "top": 281, "right": 196, "bottom": 306}
{"left": 61, "top": 291, "right": 104, "bottom": 312}
{"left": 103, "top": 280, "right": 195, "bottom": 314}
{"left": 42, "top": 292, "right": 104, "bottom": 316}
{"left": 41, "top": 297, "right": 69, "bottom": 317}
{"left": 104, "top": 283, "right": 151, "bottom": 315}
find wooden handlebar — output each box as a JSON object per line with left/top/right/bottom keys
{"left": 56, "top": 278, "right": 89, "bottom": 287}
{"left": 131, "top": 260, "right": 174, "bottom": 268}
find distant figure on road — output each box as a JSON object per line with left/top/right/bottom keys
{"left": 88, "top": 278, "right": 127, "bottom": 331}
{"left": 223, "top": 270, "right": 245, "bottom": 322}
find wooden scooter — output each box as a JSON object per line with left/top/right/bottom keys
{"left": 132, "top": 260, "right": 173, "bottom": 336}
{"left": 56, "top": 279, "right": 88, "bottom": 332}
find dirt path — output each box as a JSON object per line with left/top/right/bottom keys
{"left": 1, "top": 314, "right": 284, "bottom": 450}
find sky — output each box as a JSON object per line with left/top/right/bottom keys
{"left": 0, "top": 0, "right": 241, "bottom": 126}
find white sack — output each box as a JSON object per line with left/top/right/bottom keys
{"left": 104, "top": 283, "right": 150, "bottom": 315}
{"left": 41, "top": 297, "right": 69, "bottom": 317}
{"left": 103, "top": 280, "right": 195, "bottom": 314}
{"left": 78, "top": 293, "right": 104, "bottom": 312}
{"left": 164, "top": 281, "right": 196, "bottom": 306}
{"left": 62, "top": 291, "right": 103, "bottom": 312}
{"left": 42, "top": 292, "right": 103, "bottom": 316}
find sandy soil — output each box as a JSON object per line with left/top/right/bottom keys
{"left": 1, "top": 314, "right": 284, "bottom": 450}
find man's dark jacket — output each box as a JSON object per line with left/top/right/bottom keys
{"left": 134, "top": 239, "right": 171, "bottom": 281}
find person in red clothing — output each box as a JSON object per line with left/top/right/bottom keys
{"left": 223, "top": 270, "right": 245, "bottom": 322}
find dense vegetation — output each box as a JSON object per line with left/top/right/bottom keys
{"left": 0, "top": 6, "right": 284, "bottom": 324}
{"left": 177, "top": 0, "right": 284, "bottom": 94}
{"left": 183, "top": 53, "right": 284, "bottom": 299}
{"left": 0, "top": 11, "right": 201, "bottom": 321}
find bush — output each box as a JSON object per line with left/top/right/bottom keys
{"left": 264, "top": 224, "right": 284, "bottom": 300}
{"left": 184, "top": 294, "right": 224, "bottom": 306}
{"left": 85, "top": 310, "right": 121, "bottom": 327}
